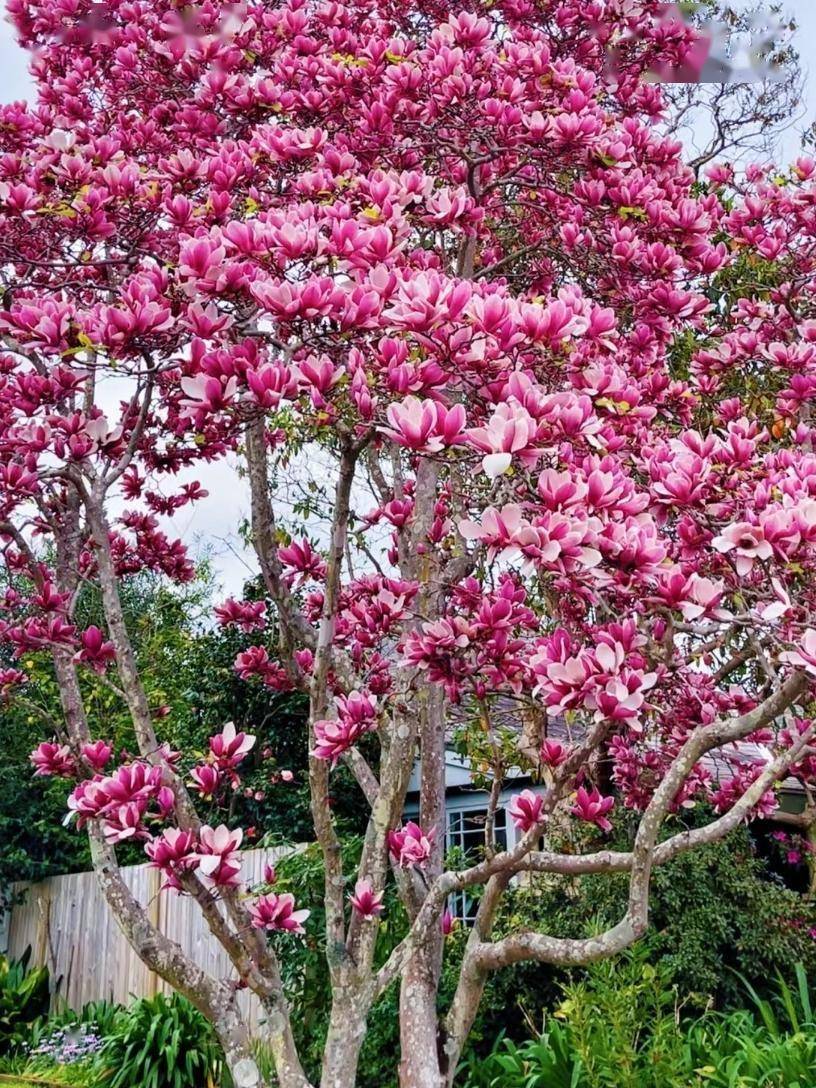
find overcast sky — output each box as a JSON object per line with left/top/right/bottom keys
{"left": 1, "top": 2, "right": 815, "bottom": 596}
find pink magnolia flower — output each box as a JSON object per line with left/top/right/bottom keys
{"left": 214, "top": 598, "right": 267, "bottom": 632}
{"left": 381, "top": 271, "right": 471, "bottom": 332}
{"left": 381, "top": 396, "right": 466, "bottom": 453}
{"left": 100, "top": 763, "right": 164, "bottom": 808}
{"left": 246, "top": 363, "right": 297, "bottom": 409}
{"left": 458, "top": 504, "right": 540, "bottom": 562}
{"left": 508, "top": 789, "right": 545, "bottom": 832}
{"left": 571, "top": 786, "right": 615, "bottom": 832}
{"left": 209, "top": 722, "right": 255, "bottom": 770}
{"left": 336, "top": 690, "right": 378, "bottom": 726}
{"left": 145, "top": 828, "right": 199, "bottom": 890}
{"left": 156, "top": 786, "right": 175, "bottom": 819}
{"left": 249, "top": 893, "right": 310, "bottom": 934}
{"left": 190, "top": 764, "right": 222, "bottom": 798}
{"left": 780, "top": 630, "right": 816, "bottom": 677}
{"left": 349, "top": 879, "right": 384, "bottom": 920}
{"left": 313, "top": 718, "right": 367, "bottom": 765}
{"left": 179, "top": 373, "right": 237, "bottom": 417}
{"left": 312, "top": 691, "right": 378, "bottom": 764}
{"left": 756, "top": 577, "right": 792, "bottom": 623}
{"left": 81, "top": 740, "right": 112, "bottom": 772}
{"left": 465, "top": 400, "right": 539, "bottom": 479}
{"left": 196, "top": 824, "right": 243, "bottom": 888}
{"left": 540, "top": 739, "right": 569, "bottom": 767}
{"left": 234, "top": 645, "right": 273, "bottom": 681}
{"left": 712, "top": 522, "right": 773, "bottom": 576}
{"left": 74, "top": 626, "right": 116, "bottom": 672}
{"left": 388, "top": 822, "right": 436, "bottom": 867}
{"left": 30, "top": 741, "right": 76, "bottom": 778}
{"left": 263, "top": 863, "right": 277, "bottom": 885}
{"left": 278, "top": 539, "right": 327, "bottom": 585}
{"left": 101, "top": 801, "right": 146, "bottom": 844}
{"left": 0, "top": 668, "right": 27, "bottom": 693}
{"left": 441, "top": 909, "right": 457, "bottom": 936}
{"left": 679, "top": 575, "right": 730, "bottom": 622}
{"left": 585, "top": 669, "right": 657, "bottom": 725}
{"left": 156, "top": 742, "right": 181, "bottom": 768}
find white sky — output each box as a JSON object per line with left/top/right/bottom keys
{"left": 1, "top": 2, "right": 815, "bottom": 596}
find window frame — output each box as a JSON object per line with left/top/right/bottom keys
{"left": 445, "top": 801, "right": 508, "bottom": 923}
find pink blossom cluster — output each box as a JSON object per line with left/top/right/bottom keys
{"left": 146, "top": 824, "right": 244, "bottom": 891}
{"left": 530, "top": 622, "right": 657, "bottom": 729}
{"left": 66, "top": 762, "right": 173, "bottom": 845}
{"left": 388, "top": 823, "right": 436, "bottom": 868}
{"left": 312, "top": 691, "right": 378, "bottom": 765}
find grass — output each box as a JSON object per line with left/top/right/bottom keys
{"left": 0, "top": 1070, "right": 95, "bottom": 1086}
{"left": 0, "top": 1078, "right": 77, "bottom": 1087}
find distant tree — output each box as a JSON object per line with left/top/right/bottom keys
{"left": 663, "top": 2, "right": 806, "bottom": 173}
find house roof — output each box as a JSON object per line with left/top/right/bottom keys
{"left": 406, "top": 697, "right": 804, "bottom": 795}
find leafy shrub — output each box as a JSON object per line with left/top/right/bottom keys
{"left": 72, "top": 999, "right": 125, "bottom": 1041}
{"left": 0, "top": 951, "right": 50, "bottom": 1054}
{"left": 470, "top": 821, "right": 816, "bottom": 1051}
{"left": 461, "top": 955, "right": 816, "bottom": 1088}
{"left": 27, "top": 998, "right": 124, "bottom": 1045}
{"left": 457, "top": 1025, "right": 581, "bottom": 1088}
{"left": 96, "top": 993, "right": 223, "bottom": 1088}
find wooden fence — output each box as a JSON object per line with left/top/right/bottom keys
{"left": 4, "top": 846, "right": 295, "bottom": 1031}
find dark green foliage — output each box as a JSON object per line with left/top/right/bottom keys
{"left": 0, "top": 568, "right": 367, "bottom": 902}
{"left": 461, "top": 955, "right": 816, "bottom": 1088}
{"left": 0, "top": 952, "right": 50, "bottom": 1056}
{"left": 178, "top": 617, "right": 366, "bottom": 844}
{"left": 458, "top": 1025, "right": 582, "bottom": 1088}
{"left": 96, "top": 993, "right": 222, "bottom": 1088}
{"left": 466, "top": 822, "right": 816, "bottom": 1052}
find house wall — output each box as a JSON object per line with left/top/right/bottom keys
{"left": 404, "top": 781, "right": 547, "bottom": 853}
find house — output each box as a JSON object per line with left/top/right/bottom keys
{"left": 403, "top": 708, "right": 810, "bottom": 920}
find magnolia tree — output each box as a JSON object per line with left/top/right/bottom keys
{"left": 4, "top": 0, "right": 816, "bottom": 1085}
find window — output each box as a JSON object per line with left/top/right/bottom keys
{"left": 446, "top": 805, "right": 507, "bottom": 923}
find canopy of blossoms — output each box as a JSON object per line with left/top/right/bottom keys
{"left": 2, "top": 1, "right": 816, "bottom": 1086}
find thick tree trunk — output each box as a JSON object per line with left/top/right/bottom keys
{"left": 212, "top": 1004, "right": 264, "bottom": 1088}
{"left": 399, "top": 950, "right": 445, "bottom": 1088}
{"left": 399, "top": 458, "right": 447, "bottom": 1088}
{"left": 320, "top": 990, "right": 369, "bottom": 1088}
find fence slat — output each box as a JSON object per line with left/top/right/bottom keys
{"left": 6, "top": 846, "right": 293, "bottom": 1032}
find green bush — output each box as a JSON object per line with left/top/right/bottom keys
{"left": 0, "top": 951, "right": 50, "bottom": 1055}
{"left": 28, "top": 997, "right": 125, "bottom": 1041}
{"left": 96, "top": 993, "right": 223, "bottom": 1088}
{"left": 458, "top": 1024, "right": 581, "bottom": 1088}
{"left": 258, "top": 824, "right": 816, "bottom": 1085}
{"left": 469, "top": 821, "right": 816, "bottom": 1052}
{"left": 461, "top": 956, "right": 816, "bottom": 1088}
